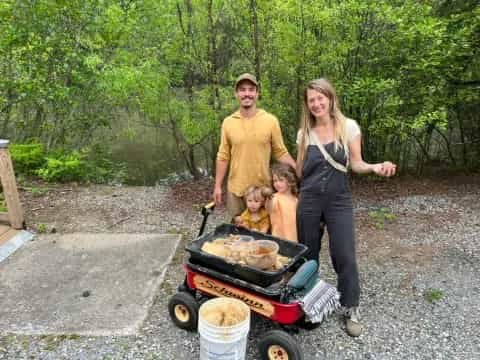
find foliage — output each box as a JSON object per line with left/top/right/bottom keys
{"left": 35, "top": 146, "right": 127, "bottom": 184}
{"left": 10, "top": 143, "right": 46, "bottom": 175}
{"left": 36, "top": 152, "right": 86, "bottom": 183}
{"left": 368, "top": 207, "right": 396, "bottom": 230}
{"left": 424, "top": 288, "right": 444, "bottom": 303}
{"left": 25, "top": 186, "right": 49, "bottom": 197}
{"left": 37, "top": 223, "right": 46, "bottom": 233}
{"left": 0, "top": 193, "right": 6, "bottom": 212}
{"left": 82, "top": 144, "right": 128, "bottom": 185}
{"left": 1, "top": 0, "right": 479, "bottom": 181}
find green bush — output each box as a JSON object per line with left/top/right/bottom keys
{"left": 82, "top": 144, "right": 127, "bottom": 185}
{"left": 9, "top": 142, "right": 126, "bottom": 184}
{"left": 36, "top": 152, "right": 86, "bottom": 182}
{"left": 0, "top": 193, "right": 7, "bottom": 212}
{"left": 10, "top": 143, "right": 46, "bottom": 175}
{"left": 35, "top": 147, "right": 127, "bottom": 184}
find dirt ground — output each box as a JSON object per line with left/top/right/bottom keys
{"left": 3, "top": 172, "right": 479, "bottom": 359}
{"left": 17, "top": 173, "right": 478, "bottom": 293}
{"left": 18, "top": 173, "right": 478, "bottom": 249}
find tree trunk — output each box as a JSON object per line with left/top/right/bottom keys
{"left": 187, "top": 146, "right": 200, "bottom": 180}
{"left": 433, "top": 125, "right": 456, "bottom": 166}
{"left": 31, "top": 106, "right": 44, "bottom": 140}
{"left": 250, "top": 0, "right": 261, "bottom": 82}
{"left": 456, "top": 110, "right": 467, "bottom": 167}
{"left": 295, "top": 3, "right": 306, "bottom": 124}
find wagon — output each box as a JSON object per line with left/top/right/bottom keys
{"left": 168, "top": 203, "right": 328, "bottom": 360}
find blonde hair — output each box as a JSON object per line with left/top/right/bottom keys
{"left": 297, "top": 78, "right": 349, "bottom": 176}
{"left": 271, "top": 163, "right": 298, "bottom": 195}
{"left": 243, "top": 186, "right": 265, "bottom": 203}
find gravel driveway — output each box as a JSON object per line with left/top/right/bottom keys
{"left": 1, "top": 176, "right": 479, "bottom": 360}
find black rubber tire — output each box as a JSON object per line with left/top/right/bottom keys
{"left": 168, "top": 292, "right": 199, "bottom": 331}
{"left": 198, "top": 294, "right": 212, "bottom": 307}
{"left": 296, "top": 315, "right": 321, "bottom": 330}
{"left": 258, "top": 330, "right": 303, "bottom": 360}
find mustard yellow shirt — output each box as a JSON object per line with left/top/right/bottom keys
{"left": 217, "top": 109, "right": 289, "bottom": 196}
{"left": 240, "top": 208, "right": 270, "bottom": 233}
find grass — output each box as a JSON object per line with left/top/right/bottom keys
{"left": 37, "top": 223, "right": 47, "bottom": 233}
{"left": 26, "top": 186, "right": 49, "bottom": 197}
{"left": 0, "top": 334, "right": 16, "bottom": 351}
{"left": 116, "top": 338, "right": 131, "bottom": 352}
{"left": 368, "top": 207, "right": 397, "bottom": 229}
{"left": 192, "top": 203, "right": 203, "bottom": 212}
{"left": 424, "top": 288, "right": 444, "bottom": 303}
{"left": 0, "top": 192, "right": 6, "bottom": 212}
{"left": 146, "top": 353, "right": 169, "bottom": 360}
{"left": 40, "top": 334, "right": 80, "bottom": 351}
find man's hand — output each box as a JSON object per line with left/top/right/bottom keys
{"left": 213, "top": 159, "right": 229, "bottom": 206}
{"left": 213, "top": 185, "right": 223, "bottom": 206}
{"left": 278, "top": 153, "right": 296, "bottom": 171}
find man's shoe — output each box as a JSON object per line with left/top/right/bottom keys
{"left": 344, "top": 307, "right": 363, "bottom": 337}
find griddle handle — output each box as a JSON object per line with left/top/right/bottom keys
{"left": 198, "top": 202, "right": 215, "bottom": 237}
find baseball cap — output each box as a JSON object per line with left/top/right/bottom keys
{"left": 235, "top": 73, "right": 258, "bottom": 89}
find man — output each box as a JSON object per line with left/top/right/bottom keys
{"left": 212, "top": 73, "right": 296, "bottom": 220}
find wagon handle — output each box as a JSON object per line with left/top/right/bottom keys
{"left": 198, "top": 202, "right": 215, "bottom": 237}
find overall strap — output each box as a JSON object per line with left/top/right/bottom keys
{"left": 308, "top": 131, "right": 348, "bottom": 173}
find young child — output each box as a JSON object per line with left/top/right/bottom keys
{"left": 235, "top": 186, "right": 270, "bottom": 233}
{"left": 265, "top": 163, "right": 298, "bottom": 242}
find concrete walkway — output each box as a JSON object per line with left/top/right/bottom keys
{"left": 0, "top": 233, "right": 181, "bottom": 336}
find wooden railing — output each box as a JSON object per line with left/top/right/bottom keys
{"left": 0, "top": 140, "right": 24, "bottom": 229}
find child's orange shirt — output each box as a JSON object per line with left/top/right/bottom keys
{"left": 269, "top": 193, "right": 298, "bottom": 242}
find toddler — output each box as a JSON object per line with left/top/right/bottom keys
{"left": 235, "top": 186, "right": 270, "bottom": 233}
{"left": 265, "top": 163, "right": 298, "bottom": 242}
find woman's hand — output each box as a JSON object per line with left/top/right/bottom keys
{"left": 372, "top": 161, "right": 396, "bottom": 177}
{"left": 349, "top": 135, "right": 397, "bottom": 177}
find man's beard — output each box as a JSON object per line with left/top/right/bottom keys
{"left": 240, "top": 98, "right": 254, "bottom": 109}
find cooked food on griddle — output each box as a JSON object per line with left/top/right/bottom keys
{"left": 200, "top": 235, "right": 290, "bottom": 271}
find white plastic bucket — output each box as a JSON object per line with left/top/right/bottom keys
{"left": 198, "top": 297, "right": 251, "bottom": 360}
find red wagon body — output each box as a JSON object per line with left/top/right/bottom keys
{"left": 184, "top": 263, "right": 304, "bottom": 325}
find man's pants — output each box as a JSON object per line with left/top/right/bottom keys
{"left": 226, "top": 192, "right": 246, "bottom": 222}
{"left": 297, "top": 191, "right": 360, "bottom": 307}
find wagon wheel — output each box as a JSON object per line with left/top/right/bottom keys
{"left": 168, "top": 292, "right": 199, "bottom": 331}
{"left": 258, "top": 330, "right": 303, "bottom": 360}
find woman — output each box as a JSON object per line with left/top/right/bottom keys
{"left": 296, "top": 78, "right": 396, "bottom": 337}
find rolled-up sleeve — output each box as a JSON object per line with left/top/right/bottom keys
{"left": 296, "top": 129, "right": 303, "bottom": 145}
{"left": 216, "top": 122, "right": 231, "bottom": 161}
{"left": 271, "top": 118, "right": 288, "bottom": 160}
{"left": 347, "top": 119, "right": 361, "bottom": 143}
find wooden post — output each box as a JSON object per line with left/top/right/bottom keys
{"left": 0, "top": 139, "right": 24, "bottom": 229}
